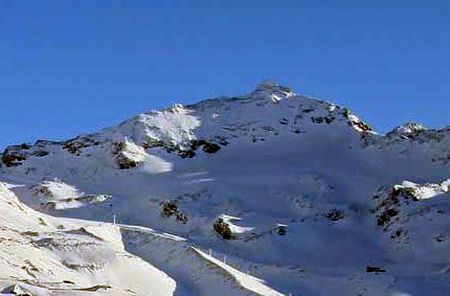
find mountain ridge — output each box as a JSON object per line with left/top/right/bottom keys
{"left": 3, "top": 81, "right": 449, "bottom": 161}
{"left": 0, "top": 82, "right": 449, "bottom": 295}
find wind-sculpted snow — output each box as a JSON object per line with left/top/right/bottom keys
{"left": 0, "top": 182, "right": 176, "bottom": 295}
{"left": 1, "top": 81, "right": 450, "bottom": 295}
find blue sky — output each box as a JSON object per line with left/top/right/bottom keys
{"left": 1, "top": 1, "right": 449, "bottom": 149}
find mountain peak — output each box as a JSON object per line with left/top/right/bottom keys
{"left": 386, "top": 122, "right": 427, "bottom": 139}
{"left": 251, "top": 80, "right": 294, "bottom": 102}
{"left": 254, "top": 80, "right": 279, "bottom": 91}
{"left": 1, "top": 83, "right": 450, "bottom": 296}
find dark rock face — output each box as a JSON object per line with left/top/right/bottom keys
{"left": 371, "top": 182, "right": 450, "bottom": 249}
{"left": 386, "top": 122, "right": 427, "bottom": 140}
{"left": 161, "top": 200, "right": 188, "bottom": 224}
{"left": 213, "top": 218, "right": 234, "bottom": 240}
{"left": 365, "top": 123, "right": 449, "bottom": 150}
{"left": 371, "top": 185, "right": 427, "bottom": 245}
{"left": 142, "top": 137, "right": 227, "bottom": 159}
{"left": 373, "top": 189, "right": 403, "bottom": 230}
{"left": 276, "top": 225, "right": 287, "bottom": 236}
{"left": 142, "top": 138, "right": 165, "bottom": 149}
{"left": 116, "top": 158, "right": 139, "bottom": 169}
{"left": 279, "top": 118, "right": 289, "bottom": 125}
{"left": 1, "top": 144, "right": 30, "bottom": 167}
{"left": 373, "top": 187, "right": 418, "bottom": 231}
{"left": 32, "top": 150, "right": 49, "bottom": 157}
{"left": 325, "top": 209, "right": 345, "bottom": 222}
{"left": 1, "top": 141, "right": 55, "bottom": 168}
{"left": 110, "top": 142, "right": 140, "bottom": 169}
{"left": 341, "top": 108, "right": 372, "bottom": 133}
{"left": 29, "top": 184, "right": 53, "bottom": 197}
{"left": 376, "top": 208, "right": 398, "bottom": 228}
{"left": 191, "top": 140, "right": 222, "bottom": 154}
{"left": 63, "top": 136, "right": 100, "bottom": 155}
{"left": 311, "top": 116, "right": 335, "bottom": 125}
{"left": 366, "top": 266, "right": 386, "bottom": 273}
{"left": 351, "top": 120, "right": 372, "bottom": 133}
{"left": 178, "top": 148, "right": 196, "bottom": 159}
{"left": 168, "top": 139, "right": 224, "bottom": 159}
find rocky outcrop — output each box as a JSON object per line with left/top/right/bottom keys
{"left": 325, "top": 209, "right": 345, "bottom": 222}
{"left": 372, "top": 180, "right": 450, "bottom": 246}
{"left": 161, "top": 200, "right": 188, "bottom": 224}
{"left": 63, "top": 136, "right": 100, "bottom": 156}
{"left": 275, "top": 224, "right": 287, "bottom": 236}
{"left": 1, "top": 143, "right": 30, "bottom": 167}
{"left": 366, "top": 266, "right": 386, "bottom": 273}
{"left": 386, "top": 122, "right": 427, "bottom": 140}
{"left": 213, "top": 217, "right": 234, "bottom": 240}
{"left": 110, "top": 141, "right": 147, "bottom": 169}
{"left": 156, "top": 138, "right": 226, "bottom": 159}
{"left": 40, "top": 194, "right": 111, "bottom": 211}
{"left": 342, "top": 108, "right": 372, "bottom": 133}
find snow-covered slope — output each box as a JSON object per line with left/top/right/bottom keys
{"left": 1, "top": 81, "right": 449, "bottom": 295}
{"left": 0, "top": 182, "right": 176, "bottom": 295}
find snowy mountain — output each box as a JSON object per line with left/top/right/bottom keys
{"left": 1, "top": 81, "right": 449, "bottom": 295}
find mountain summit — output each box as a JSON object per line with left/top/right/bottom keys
{"left": 0, "top": 83, "right": 449, "bottom": 295}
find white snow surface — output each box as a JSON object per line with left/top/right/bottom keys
{"left": 1, "top": 81, "right": 450, "bottom": 295}
{"left": 395, "top": 180, "right": 450, "bottom": 200}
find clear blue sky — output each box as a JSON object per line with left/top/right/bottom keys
{"left": 1, "top": 1, "right": 449, "bottom": 149}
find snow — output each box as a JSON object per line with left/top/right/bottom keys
{"left": 117, "top": 138, "right": 147, "bottom": 164}
{"left": 20, "top": 179, "right": 112, "bottom": 210}
{"left": 395, "top": 179, "right": 450, "bottom": 200}
{"left": 193, "top": 247, "right": 283, "bottom": 296}
{"left": 218, "top": 214, "right": 255, "bottom": 235}
{"left": 0, "top": 182, "right": 176, "bottom": 296}
{"left": 0, "top": 81, "right": 449, "bottom": 295}
{"left": 108, "top": 109, "right": 201, "bottom": 148}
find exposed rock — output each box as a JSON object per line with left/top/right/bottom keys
{"left": 364, "top": 123, "right": 449, "bottom": 150}
{"left": 32, "top": 150, "right": 49, "bottom": 157}
{"left": 1, "top": 142, "right": 52, "bottom": 167}
{"left": 373, "top": 188, "right": 403, "bottom": 230}
{"left": 161, "top": 200, "right": 188, "bottom": 224}
{"left": 275, "top": 224, "right": 287, "bottom": 236}
{"left": 311, "top": 116, "right": 335, "bottom": 125}
{"left": 325, "top": 209, "right": 345, "bottom": 222}
{"left": 366, "top": 266, "right": 386, "bottom": 273}
{"left": 351, "top": 120, "right": 372, "bottom": 133}
{"left": 252, "top": 81, "right": 294, "bottom": 102}
{"left": 142, "top": 138, "right": 165, "bottom": 149}
{"left": 213, "top": 218, "right": 234, "bottom": 240}
{"left": 376, "top": 207, "right": 398, "bottom": 229}
{"left": 29, "top": 184, "right": 54, "bottom": 197}
{"left": 342, "top": 109, "right": 373, "bottom": 133}
{"left": 372, "top": 180, "right": 450, "bottom": 247}
{"left": 111, "top": 141, "right": 146, "bottom": 169}
{"left": 167, "top": 103, "right": 185, "bottom": 113}
{"left": 1, "top": 143, "right": 30, "bottom": 167}
{"left": 166, "top": 139, "right": 224, "bottom": 159}
{"left": 192, "top": 140, "right": 222, "bottom": 154}
{"left": 387, "top": 122, "right": 427, "bottom": 140}
{"left": 40, "top": 194, "right": 111, "bottom": 211}
{"left": 63, "top": 136, "right": 100, "bottom": 155}
{"left": 311, "top": 116, "right": 324, "bottom": 124}
{"left": 279, "top": 118, "right": 289, "bottom": 125}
